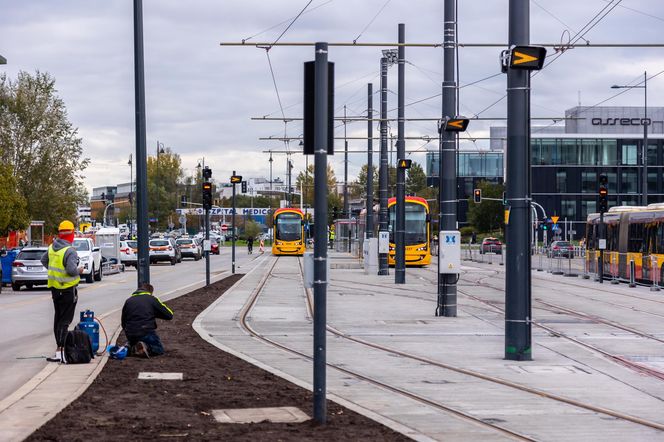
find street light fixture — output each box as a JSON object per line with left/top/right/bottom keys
{"left": 0, "top": 55, "right": 7, "bottom": 65}
{"left": 611, "top": 71, "right": 648, "bottom": 206}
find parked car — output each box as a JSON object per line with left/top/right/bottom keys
{"left": 11, "top": 247, "right": 49, "bottom": 291}
{"left": 73, "top": 237, "right": 103, "bottom": 283}
{"left": 176, "top": 237, "right": 202, "bottom": 261}
{"left": 479, "top": 237, "right": 502, "bottom": 254}
{"left": 547, "top": 240, "right": 575, "bottom": 258}
{"left": 210, "top": 238, "right": 220, "bottom": 255}
{"left": 120, "top": 240, "right": 138, "bottom": 267}
{"left": 149, "top": 238, "right": 181, "bottom": 265}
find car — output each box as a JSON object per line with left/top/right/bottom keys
{"left": 11, "top": 247, "right": 49, "bottom": 291}
{"left": 210, "top": 238, "right": 220, "bottom": 255}
{"left": 120, "top": 240, "right": 138, "bottom": 267}
{"left": 479, "top": 237, "right": 502, "bottom": 254}
{"left": 72, "top": 237, "right": 102, "bottom": 283}
{"left": 149, "top": 238, "right": 181, "bottom": 265}
{"left": 176, "top": 237, "right": 202, "bottom": 261}
{"left": 547, "top": 240, "right": 575, "bottom": 258}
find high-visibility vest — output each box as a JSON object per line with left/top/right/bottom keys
{"left": 47, "top": 245, "right": 80, "bottom": 289}
{"left": 131, "top": 291, "right": 174, "bottom": 315}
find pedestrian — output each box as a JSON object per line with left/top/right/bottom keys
{"left": 121, "top": 283, "right": 173, "bottom": 358}
{"left": 42, "top": 220, "right": 83, "bottom": 363}
{"left": 329, "top": 227, "right": 335, "bottom": 249}
{"left": 247, "top": 235, "right": 254, "bottom": 254}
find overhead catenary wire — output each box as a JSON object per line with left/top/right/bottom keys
{"left": 241, "top": 0, "right": 334, "bottom": 43}
{"left": 352, "top": 0, "right": 392, "bottom": 44}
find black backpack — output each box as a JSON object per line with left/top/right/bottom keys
{"left": 63, "top": 329, "right": 94, "bottom": 364}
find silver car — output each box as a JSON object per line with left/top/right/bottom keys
{"left": 11, "top": 247, "right": 49, "bottom": 291}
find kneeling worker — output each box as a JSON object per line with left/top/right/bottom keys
{"left": 121, "top": 283, "right": 173, "bottom": 358}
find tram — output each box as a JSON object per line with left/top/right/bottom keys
{"left": 585, "top": 204, "right": 664, "bottom": 283}
{"left": 387, "top": 196, "right": 431, "bottom": 266}
{"left": 272, "top": 208, "right": 306, "bottom": 256}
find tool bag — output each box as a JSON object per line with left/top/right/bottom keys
{"left": 63, "top": 329, "right": 94, "bottom": 364}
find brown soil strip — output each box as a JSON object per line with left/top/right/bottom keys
{"left": 28, "top": 275, "right": 411, "bottom": 441}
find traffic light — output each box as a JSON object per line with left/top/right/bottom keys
{"left": 502, "top": 191, "right": 507, "bottom": 206}
{"left": 599, "top": 173, "right": 608, "bottom": 213}
{"left": 202, "top": 166, "right": 212, "bottom": 179}
{"left": 540, "top": 219, "right": 548, "bottom": 231}
{"left": 473, "top": 189, "right": 482, "bottom": 204}
{"left": 241, "top": 181, "right": 247, "bottom": 193}
{"left": 180, "top": 195, "right": 186, "bottom": 205}
{"left": 202, "top": 182, "right": 212, "bottom": 210}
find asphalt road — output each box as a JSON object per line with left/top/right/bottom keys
{"left": 0, "top": 246, "right": 261, "bottom": 402}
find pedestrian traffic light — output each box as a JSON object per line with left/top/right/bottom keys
{"left": 502, "top": 191, "right": 507, "bottom": 206}
{"left": 202, "top": 182, "right": 212, "bottom": 210}
{"left": 473, "top": 189, "right": 482, "bottom": 203}
{"left": 241, "top": 181, "right": 247, "bottom": 193}
{"left": 599, "top": 173, "right": 608, "bottom": 213}
{"left": 541, "top": 219, "right": 548, "bottom": 231}
{"left": 202, "top": 166, "right": 212, "bottom": 179}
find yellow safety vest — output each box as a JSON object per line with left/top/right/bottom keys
{"left": 131, "top": 291, "right": 174, "bottom": 315}
{"left": 47, "top": 245, "right": 80, "bottom": 289}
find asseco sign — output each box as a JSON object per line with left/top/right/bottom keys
{"left": 591, "top": 117, "right": 651, "bottom": 126}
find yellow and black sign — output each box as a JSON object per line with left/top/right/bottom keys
{"left": 443, "top": 117, "right": 469, "bottom": 132}
{"left": 510, "top": 46, "right": 546, "bottom": 70}
{"left": 230, "top": 175, "right": 242, "bottom": 184}
{"left": 398, "top": 159, "right": 412, "bottom": 169}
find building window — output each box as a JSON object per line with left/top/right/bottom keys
{"left": 579, "top": 139, "right": 598, "bottom": 165}
{"left": 648, "top": 172, "right": 658, "bottom": 194}
{"left": 581, "top": 171, "right": 596, "bottom": 193}
{"left": 599, "top": 140, "right": 617, "bottom": 166}
{"left": 621, "top": 144, "right": 638, "bottom": 165}
{"left": 562, "top": 139, "right": 577, "bottom": 164}
{"left": 561, "top": 199, "right": 576, "bottom": 219}
{"left": 556, "top": 171, "right": 567, "bottom": 193}
{"left": 606, "top": 172, "right": 617, "bottom": 193}
{"left": 648, "top": 143, "right": 658, "bottom": 166}
{"left": 581, "top": 200, "right": 597, "bottom": 219}
{"left": 621, "top": 170, "right": 638, "bottom": 194}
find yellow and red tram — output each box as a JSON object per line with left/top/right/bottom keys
{"left": 272, "top": 208, "right": 306, "bottom": 256}
{"left": 387, "top": 196, "right": 431, "bottom": 266}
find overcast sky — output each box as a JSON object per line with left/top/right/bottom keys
{"left": 2, "top": 0, "right": 663, "bottom": 194}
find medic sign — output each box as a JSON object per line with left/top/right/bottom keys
{"left": 509, "top": 46, "right": 546, "bottom": 70}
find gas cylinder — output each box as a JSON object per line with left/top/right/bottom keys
{"left": 78, "top": 310, "right": 99, "bottom": 353}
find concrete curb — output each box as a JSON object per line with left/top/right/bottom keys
{"left": 192, "top": 255, "right": 434, "bottom": 442}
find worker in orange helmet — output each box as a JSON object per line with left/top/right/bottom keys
{"left": 41, "top": 220, "right": 84, "bottom": 363}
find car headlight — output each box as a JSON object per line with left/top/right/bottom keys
{"left": 80, "top": 256, "right": 90, "bottom": 262}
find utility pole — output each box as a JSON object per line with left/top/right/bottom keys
{"left": 133, "top": 0, "right": 150, "bottom": 286}
{"left": 366, "top": 83, "right": 374, "bottom": 238}
{"left": 232, "top": 170, "right": 237, "bottom": 274}
{"left": 438, "top": 0, "right": 457, "bottom": 316}
{"left": 395, "top": 23, "right": 406, "bottom": 284}
{"left": 287, "top": 157, "right": 292, "bottom": 207}
{"left": 344, "top": 106, "right": 349, "bottom": 218}
{"left": 505, "top": 0, "right": 532, "bottom": 361}
{"left": 378, "top": 57, "right": 389, "bottom": 275}
{"left": 312, "top": 42, "right": 330, "bottom": 424}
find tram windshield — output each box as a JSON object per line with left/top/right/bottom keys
{"left": 389, "top": 203, "right": 428, "bottom": 245}
{"left": 276, "top": 213, "right": 302, "bottom": 241}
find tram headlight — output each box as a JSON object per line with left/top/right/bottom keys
{"left": 416, "top": 246, "right": 427, "bottom": 251}
{"left": 389, "top": 245, "right": 394, "bottom": 252}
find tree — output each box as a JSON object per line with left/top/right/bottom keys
{"left": 406, "top": 162, "right": 427, "bottom": 195}
{"left": 0, "top": 164, "right": 29, "bottom": 235}
{"left": 295, "top": 164, "right": 338, "bottom": 207}
{"left": 0, "top": 71, "right": 89, "bottom": 233}
{"left": 466, "top": 180, "right": 505, "bottom": 233}
{"left": 352, "top": 164, "right": 378, "bottom": 200}
{"left": 147, "top": 148, "right": 183, "bottom": 230}
{"left": 244, "top": 220, "right": 262, "bottom": 239}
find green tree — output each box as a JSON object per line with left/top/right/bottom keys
{"left": 296, "top": 164, "right": 337, "bottom": 208}
{"left": 406, "top": 162, "right": 427, "bottom": 195}
{"left": 147, "top": 148, "right": 183, "bottom": 230}
{"left": 466, "top": 180, "right": 505, "bottom": 233}
{"left": 244, "top": 220, "right": 262, "bottom": 239}
{"left": 0, "top": 71, "right": 89, "bottom": 233}
{"left": 0, "top": 164, "right": 29, "bottom": 235}
{"left": 352, "top": 164, "right": 378, "bottom": 200}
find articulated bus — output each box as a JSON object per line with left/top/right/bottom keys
{"left": 387, "top": 196, "right": 431, "bottom": 266}
{"left": 586, "top": 204, "right": 664, "bottom": 283}
{"left": 272, "top": 208, "right": 306, "bottom": 256}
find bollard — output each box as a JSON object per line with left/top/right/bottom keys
{"left": 582, "top": 252, "right": 590, "bottom": 279}
{"left": 629, "top": 259, "right": 636, "bottom": 287}
{"left": 651, "top": 256, "right": 661, "bottom": 292}
{"left": 537, "top": 253, "right": 543, "bottom": 272}
{"left": 499, "top": 246, "right": 504, "bottom": 266}
{"left": 597, "top": 255, "right": 603, "bottom": 283}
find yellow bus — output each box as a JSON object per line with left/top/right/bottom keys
{"left": 272, "top": 208, "right": 306, "bottom": 256}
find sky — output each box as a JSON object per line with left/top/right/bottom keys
{"left": 2, "top": 0, "right": 663, "bottom": 195}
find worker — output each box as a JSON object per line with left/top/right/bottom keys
{"left": 329, "top": 227, "right": 335, "bottom": 249}
{"left": 121, "top": 283, "right": 173, "bottom": 358}
{"left": 247, "top": 235, "right": 254, "bottom": 254}
{"left": 42, "top": 220, "right": 82, "bottom": 363}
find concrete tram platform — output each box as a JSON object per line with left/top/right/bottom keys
{"left": 198, "top": 252, "right": 664, "bottom": 441}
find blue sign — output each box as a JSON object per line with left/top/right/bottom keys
{"left": 445, "top": 235, "right": 456, "bottom": 244}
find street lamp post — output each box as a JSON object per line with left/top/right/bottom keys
{"left": 128, "top": 154, "right": 134, "bottom": 236}
{"left": 156, "top": 141, "right": 165, "bottom": 228}
{"left": 612, "top": 71, "right": 648, "bottom": 206}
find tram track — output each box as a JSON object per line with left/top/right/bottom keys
{"left": 239, "top": 256, "right": 664, "bottom": 437}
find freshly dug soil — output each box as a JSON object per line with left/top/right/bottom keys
{"left": 29, "top": 275, "right": 410, "bottom": 441}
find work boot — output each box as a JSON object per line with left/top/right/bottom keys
{"left": 132, "top": 341, "right": 150, "bottom": 359}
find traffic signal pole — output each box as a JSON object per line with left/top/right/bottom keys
{"left": 205, "top": 205, "right": 210, "bottom": 285}
{"left": 438, "top": 0, "right": 457, "bottom": 316}
{"left": 378, "top": 57, "right": 389, "bottom": 276}
{"left": 232, "top": 171, "right": 237, "bottom": 274}
{"left": 366, "top": 83, "right": 374, "bottom": 238}
{"left": 133, "top": 0, "right": 150, "bottom": 286}
{"left": 395, "top": 23, "right": 406, "bottom": 284}
{"left": 505, "top": 0, "right": 532, "bottom": 361}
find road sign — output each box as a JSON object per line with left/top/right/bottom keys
{"left": 398, "top": 159, "right": 412, "bottom": 169}
{"left": 442, "top": 117, "right": 469, "bottom": 132}
{"left": 510, "top": 46, "right": 546, "bottom": 70}
{"left": 178, "top": 215, "right": 186, "bottom": 225}
{"left": 551, "top": 215, "right": 559, "bottom": 225}
{"left": 230, "top": 175, "right": 242, "bottom": 184}
{"left": 221, "top": 224, "right": 228, "bottom": 231}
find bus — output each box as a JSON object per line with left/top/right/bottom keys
{"left": 388, "top": 196, "right": 431, "bottom": 266}
{"left": 272, "top": 208, "right": 306, "bottom": 256}
{"left": 585, "top": 204, "right": 664, "bottom": 283}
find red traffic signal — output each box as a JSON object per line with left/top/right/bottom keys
{"left": 473, "top": 189, "right": 482, "bottom": 203}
